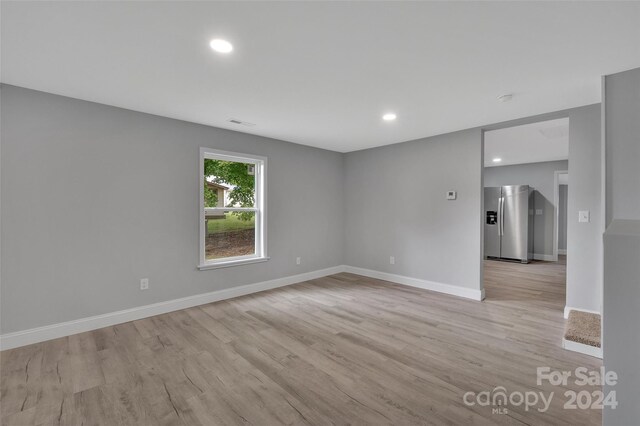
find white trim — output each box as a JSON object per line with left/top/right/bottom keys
{"left": 562, "top": 338, "right": 602, "bottom": 359}
{"left": 563, "top": 306, "right": 602, "bottom": 319}
{"left": 599, "top": 75, "right": 607, "bottom": 350}
{"left": 0, "top": 266, "right": 488, "bottom": 350}
{"left": 199, "top": 147, "right": 268, "bottom": 268}
{"left": 533, "top": 253, "right": 556, "bottom": 261}
{"left": 202, "top": 148, "right": 266, "bottom": 164}
{"left": 479, "top": 130, "right": 486, "bottom": 301}
{"left": 558, "top": 249, "right": 567, "bottom": 255}
{"left": 205, "top": 207, "right": 257, "bottom": 214}
{"left": 200, "top": 148, "right": 206, "bottom": 266}
{"left": 198, "top": 256, "right": 270, "bottom": 270}
{"left": 0, "top": 266, "right": 345, "bottom": 351}
{"left": 343, "top": 266, "right": 484, "bottom": 301}
{"left": 553, "top": 170, "right": 568, "bottom": 263}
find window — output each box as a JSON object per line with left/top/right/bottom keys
{"left": 199, "top": 148, "right": 267, "bottom": 269}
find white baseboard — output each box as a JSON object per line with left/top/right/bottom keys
{"left": 564, "top": 306, "right": 602, "bottom": 319}
{"left": 562, "top": 338, "right": 602, "bottom": 359}
{"left": 1, "top": 265, "right": 485, "bottom": 351}
{"left": 343, "top": 266, "right": 483, "bottom": 301}
{"left": 534, "top": 253, "right": 556, "bottom": 261}
{"left": 558, "top": 249, "right": 567, "bottom": 255}
{"left": 0, "top": 265, "right": 346, "bottom": 351}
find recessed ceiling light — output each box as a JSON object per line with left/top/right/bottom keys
{"left": 493, "top": 158, "right": 502, "bottom": 163}
{"left": 209, "top": 39, "right": 233, "bottom": 54}
{"left": 497, "top": 94, "right": 513, "bottom": 103}
{"left": 382, "top": 113, "right": 397, "bottom": 121}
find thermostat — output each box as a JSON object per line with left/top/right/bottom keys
{"left": 447, "top": 190, "right": 457, "bottom": 200}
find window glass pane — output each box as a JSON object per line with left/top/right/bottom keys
{"left": 205, "top": 211, "right": 256, "bottom": 260}
{"left": 204, "top": 158, "right": 255, "bottom": 208}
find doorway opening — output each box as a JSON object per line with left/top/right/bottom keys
{"left": 481, "top": 117, "right": 569, "bottom": 312}
{"left": 555, "top": 171, "right": 569, "bottom": 258}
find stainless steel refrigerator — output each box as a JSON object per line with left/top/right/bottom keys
{"left": 484, "top": 185, "right": 534, "bottom": 263}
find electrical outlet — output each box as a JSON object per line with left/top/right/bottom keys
{"left": 390, "top": 256, "right": 395, "bottom": 265}
{"left": 140, "top": 278, "right": 149, "bottom": 290}
{"left": 296, "top": 257, "right": 301, "bottom": 265}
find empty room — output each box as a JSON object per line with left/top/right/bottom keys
{"left": 1, "top": 2, "right": 639, "bottom": 425}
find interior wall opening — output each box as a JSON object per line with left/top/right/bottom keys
{"left": 481, "top": 117, "right": 569, "bottom": 312}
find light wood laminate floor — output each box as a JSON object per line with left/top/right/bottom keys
{"left": 1, "top": 258, "right": 601, "bottom": 425}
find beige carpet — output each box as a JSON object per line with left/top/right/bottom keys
{"left": 565, "top": 310, "right": 601, "bottom": 348}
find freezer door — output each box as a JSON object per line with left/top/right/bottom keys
{"left": 484, "top": 187, "right": 501, "bottom": 258}
{"left": 501, "top": 185, "right": 530, "bottom": 262}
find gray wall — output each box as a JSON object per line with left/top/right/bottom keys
{"left": 603, "top": 67, "right": 640, "bottom": 426}
{"left": 605, "top": 67, "right": 640, "bottom": 225}
{"left": 603, "top": 221, "right": 640, "bottom": 426}
{"left": 558, "top": 185, "right": 568, "bottom": 251}
{"left": 344, "top": 129, "right": 483, "bottom": 291}
{"left": 0, "top": 85, "right": 345, "bottom": 334}
{"left": 484, "top": 160, "right": 568, "bottom": 257}
{"left": 566, "top": 104, "right": 603, "bottom": 313}
{"left": 0, "top": 85, "right": 605, "bottom": 337}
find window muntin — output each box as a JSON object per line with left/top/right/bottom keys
{"left": 199, "top": 148, "right": 266, "bottom": 268}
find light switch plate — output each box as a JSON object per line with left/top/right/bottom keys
{"left": 536, "top": 209, "right": 543, "bottom": 215}
{"left": 447, "top": 191, "right": 457, "bottom": 200}
{"left": 579, "top": 210, "right": 590, "bottom": 223}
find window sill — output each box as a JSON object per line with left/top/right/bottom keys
{"left": 198, "top": 256, "right": 270, "bottom": 271}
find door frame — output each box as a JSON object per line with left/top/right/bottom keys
{"left": 480, "top": 110, "right": 571, "bottom": 303}
{"left": 553, "top": 170, "right": 569, "bottom": 262}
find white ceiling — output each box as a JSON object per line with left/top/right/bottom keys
{"left": 484, "top": 118, "right": 569, "bottom": 168}
{"left": 2, "top": 2, "right": 639, "bottom": 153}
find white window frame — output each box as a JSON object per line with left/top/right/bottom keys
{"left": 198, "top": 147, "right": 268, "bottom": 270}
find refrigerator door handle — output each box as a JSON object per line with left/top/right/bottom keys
{"left": 502, "top": 196, "right": 506, "bottom": 236}
{"left": 498, "top": 197, "right": 504, "bottom": 236}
